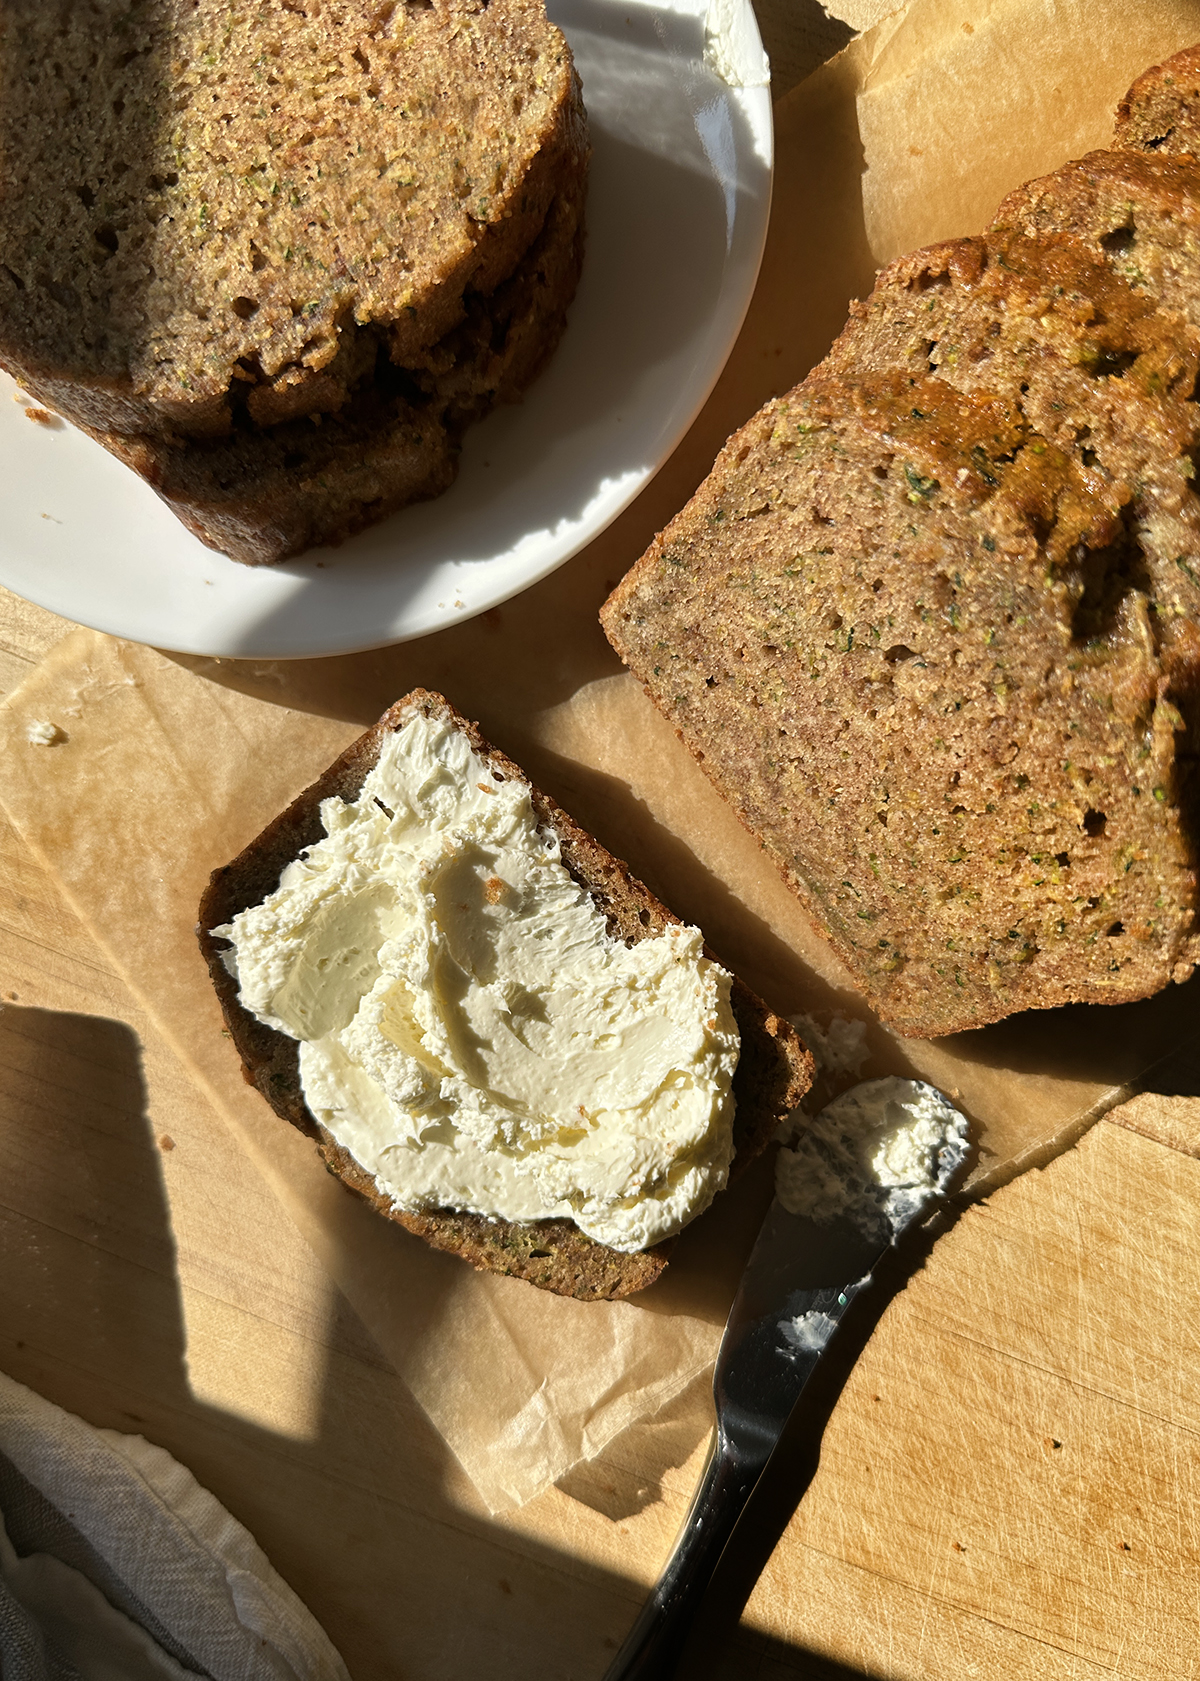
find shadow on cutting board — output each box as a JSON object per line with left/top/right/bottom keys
{"left": 0, "top": 1001, "right": 900, "bottom": 1681}
{"left": 671, "top": 1225, "right": 970, "bottom": 1681}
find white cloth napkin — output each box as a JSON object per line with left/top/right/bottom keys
{"left": 0, "top": 1372, "right": 350, "bottom": 1681}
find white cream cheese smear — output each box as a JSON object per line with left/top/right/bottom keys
{"left": 775, "top": 1077, "right": 969, "bottom": 1242}
{"left": 216, "top": 709, "right": 740, "bottom": 1252}
{"left": 703, "top": 0, "right": 771, "bottom": 88}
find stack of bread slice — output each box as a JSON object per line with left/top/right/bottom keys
{"left": 602, "top": 44, "right": 1200, "bottom": 1038}
{"left": 0, "top": 0, "right": 587, "bottom": 563}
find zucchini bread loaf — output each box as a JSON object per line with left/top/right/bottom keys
{"left": 601, "top": 44, "right": 1200, "bottom": 1039}
{"left": 0, "top": 0, "right": 587, "bottom": 563}
{"left": 198, "top": 692, "right": 812, "bottom": 1300}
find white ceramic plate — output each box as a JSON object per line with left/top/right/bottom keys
{"left": 0, "top": 0, "right": 772, "bottom": 659}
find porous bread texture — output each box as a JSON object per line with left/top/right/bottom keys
{"left": 197, "top": 691, "right": 813, "bottom": 1301}
{"left": 995, "top": 149, "right": 1200, "bottom": 328}
{"left": 0, "top": 0, "right": 578, "bottom": 439}
{"left": 600, "top": 44, "right": 1200, "bottom": 1040}
{"left": 1115, "top": 43, "right": 1200, "bottom": 156}
{"left": 90, "top": 162, "right": 586, "bottom": 563}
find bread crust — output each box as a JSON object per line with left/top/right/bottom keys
{"left": 0, "top": 0, "right": 582, "bottom": 438}
{"left": 197, "top": 691, "right": 813, "bottom": 1300}
{"left": 600, "top": 46, "right": 1200, "bottom": 1040}
{"left": 1115, "top": 43, "right": 1200, "bottom": 156}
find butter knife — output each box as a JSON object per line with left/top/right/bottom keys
{"left": 602, "top": 1079, "right": 969, "bottom": 1681}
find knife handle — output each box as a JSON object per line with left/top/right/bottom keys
{"left": 601, "top": 1426, "right": 761, "bottom": 1681}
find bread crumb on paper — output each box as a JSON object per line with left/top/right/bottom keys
{"left": 25, "top": 719, "right": 65, "bottom": 747}
{"left": 24, "top": 406, "right": 58, "bottom": 426}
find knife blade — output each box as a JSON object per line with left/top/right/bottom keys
{"left": 602, "top": 1079, "right": 969, "bottom": 1681}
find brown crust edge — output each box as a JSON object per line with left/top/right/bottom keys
{"left": 197, "top": 689, "right": 813, "bottom": 1301}
{"left": 596, "top": 41, "right": 1200, "bottom": 1043}
{"left": 1114, "top": 42, "right": 1200, "bottom": 155}
{"left": 0, "top": 38, "right": 584, "bottom": 443}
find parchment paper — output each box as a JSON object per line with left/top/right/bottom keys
{"left": 3, "top": 0, "right": 1200, "bottom": 1511}
{"left": 821, "top": 0, "right": 899, "bottom": 30}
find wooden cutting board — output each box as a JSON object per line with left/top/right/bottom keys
{"left": 718, "top": 1089, "right": 1200, "bottom": 1680}
{"left": 2, "top": 639, "right": 1197, "bottom": 1678}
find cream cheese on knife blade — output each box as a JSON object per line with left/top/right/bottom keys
{"left": 776, "top": 1076, "right": 969, "bottom": 1243}
{"left": 773, "top": 1077, "right": 970, "bottom": 1359}
{"left": 216, "top": 709, "right": 741, "bottom": 1253}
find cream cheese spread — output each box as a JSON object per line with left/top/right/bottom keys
{"left": 216, "top": 708, "right": 741, "bottom": 1252}
{"left": 775, "top": 1077, "right": 969, "bottom": 1242}
{"left": 779, "top": 1309, "right": 839, "bottom": 1357}
{"left": 703, "top": 0, "right": 771, "bottom": 88}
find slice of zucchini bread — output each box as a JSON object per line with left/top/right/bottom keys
{"left": 0, "top": 0, "right": 582, "bottom": 438}
{"left": 0, "top": 0, "right": 588, "bottom": 561}
{"left": 90, "top": 157, "right": 586, "bottom": 564}
{"left": 198, "top": 692, "right": 813, "bottom": 1300}
{"left": 600, "top": 47, "right": 1200, "bottom": 1039}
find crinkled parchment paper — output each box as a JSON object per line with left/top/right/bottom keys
{"left": 3, "top": 0, "right": 1199, "bottom": 1509}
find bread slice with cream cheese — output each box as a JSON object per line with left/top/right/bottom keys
{"left": 198, "top": 691, "right": 812, "bottom": 1300}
